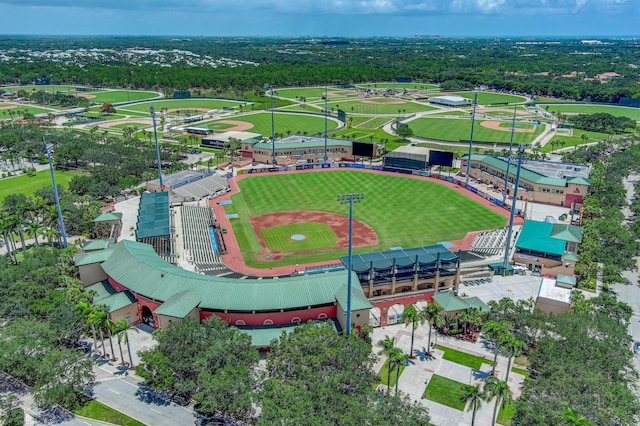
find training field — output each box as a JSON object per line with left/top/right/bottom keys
{"left": 276, "top": 87, "right": 356, "bottom": 100}
{"left": 225, "top": 170, "right": 506, "bottom": 267}
{"left": 119, "top": 99, "right": 243, "bottom": 113}
{"left": 0, "top": 170, "right": 81, "bottom": 201}
{"left": 410, "top": 118, "right": 544, "bottom": 144}
{"left": 450, "top": 92, "right": 526, "bottom": 105}
{"left": 357, "top": 82, "right": 439, "bottom": 90}
{"left": 203, "top": 112, "right": 339, "bottom": 136}
{"left": 539, "top": 104, "right": 640, "bottom": 121}
{"left": 82, "top": 90, "right": 158, "bottom": 104}
{"left": 328, "top": 99, "right": 436, "bottom": 115}
{"left": 0, "top": 104, "right": 52, "bottom": 117}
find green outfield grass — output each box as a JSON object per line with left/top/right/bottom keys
{"left": 542, "top": 129, "right": 608, "bottom": 153}
{"left": 85, "top": 90, "right": 158, "bottom": 104}
{"left": 410, "top": 118, "right": 544, "bottom": 144}
{"left": 539, "top": 103, "right": 640, "bottom": 121}
{"left": 227, "top": 170, "right": 506, "bottom": 267}
{"left": 450, "top": 91, "right": 527, "bottom": 105}
{"left": 82, "top": 112, "right": 128, "bottom": 121}
{"left": 119, "top": 98, "right": 243, "bottom": 113}
{"left": 327, "top": 99, "right": 435, "bottom": 115}
{"left": 277, "top": 104, "right": 325, "bottom": 113}
{"left": 429, "top": 111, "right": 470, "bottom": 117}
{"left": 261, "top": 222, "right": 337, "bottom": 252}
{"left": 358, "top": 82, "right": 438, "bottom": 90}
{"left": 0, "top": 169, "right": 82, "bottom": 200}
{"left": 206, "top": 112, "right": 339, "bottom": 136}
{"left": 276, "top": 87, "right": 356, "bottom": 100}
{"left": 353, "top": 116, "right": 394, "bottom": 129}
{"left": 108, "top": 122, "right": 150, "bottom": 130}
{"left": 0, "top": 104, "right": 54, "bottom": 117}
{"left": 2, "top": 85, "right": 77, "bottom": 93}
{"left": 499, "top": 122, "right": 534, "bottom": 129}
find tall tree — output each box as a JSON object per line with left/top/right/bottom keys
{"left": 484, "top": 376, "right": 512, "bottom": 426}
{"left": 461, "top": 383, "right": 485, "bottom": 426}
{"left": 401, "top": 304, "right": 425, "bottom": 357}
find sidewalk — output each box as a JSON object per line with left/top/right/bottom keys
{"left": 371, "top": 321, "right": 525, "bottom": 426}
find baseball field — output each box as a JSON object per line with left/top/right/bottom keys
{"left": 409, "top": 117, "right": 544, "bottom": 144}
{"left": 224, "top": 170, "right": 506, "bottom": 267}
{"left": 202, "top": 112, "right": 340, "bottom": 136}
{"left": 539, "top": 104, "right": 640, "bottom": 121}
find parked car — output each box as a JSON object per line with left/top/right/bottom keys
{"left": 188, "top": 149, "right": 202, "bottom": 154}
{"left": 634, "top": 341, "right": 640, "bottom": 355}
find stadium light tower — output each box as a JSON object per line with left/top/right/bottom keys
{"left": 503, "top": 144, "right": 526, "bottom": 270}
{"left": 324, "top": 85, "right": 329, "bottom": 163}
{"left": 502, "top": 105, "right": 518, "bottom": 204}
{"left": 44, "top": 139, "right": 68, "bottom": 248}
{"left": 464, "top": 92, "right": 479, "bottom": 186}
{"left": 336, "top": 192, "right": 365, "bottom": 336}
{"left": 150, "top": 106, "right": 164, "bottom": 188}
{"left": 271, "top": 87, "right": 277, "bottom": 167}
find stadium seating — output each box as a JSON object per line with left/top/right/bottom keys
{"left": 180, "top": 206, "right": 230, "bottom": 275}
{"left": 173, "top": 175, "right": 230, "bottom": 201}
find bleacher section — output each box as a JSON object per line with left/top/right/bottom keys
{"left": 172, "top": 174, "right": 229, "bottom": 201}
{"left": 469, "top": 228, "right": 508, "bottom": 257}
{"left": 180, "top": 206, "right": 230, "bottom": 275}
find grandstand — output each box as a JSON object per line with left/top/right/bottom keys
{"left": 147, "top": 170, "right": 230, "bottom": 202}
{"left": 469, "top": 227, "right": 508, "bottom": 257}
{"left": 180, "top": 206, "right": 230, "bottom": 275}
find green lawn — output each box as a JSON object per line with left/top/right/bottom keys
{"left": 353, "top": 116, "right": 394, "bottom": 129}
{"left": 511, "top": 367, "right": 530, "bottom": 378}
{"left": 497, "top": 400, "right": 516, "bottom": 425}
{"left": 82, "top": 112, "right": 128, "bottom": 121}
{"left": 261, "top": 222, "right": 338, "bottom": 252}
{"left": 450, "top": 92, "right": 527, "bottom": 105}
{"left": 108, "top": 122, "right": 150, "bottom": 130}
{"left": 423, "top": 374, "right": 473, "bottom": 411}
{"left": 542, "top": 129, "right": 608, "bottom": 153}
{"left": 0, "top": 169, "right": 81, "bottom": 200}
{"left": 0, "top": 104, "right": 53, "bottom": 117}
{"left": 436, "top": 345, "right": 492, "bottom": 370}
{"left": 3, "top": 85, "right": 77, "bottom": 93}
{"left": 75, "top": 400, "right": 145, "bottom": 426}
{"left": 227, "top": 170, "right": 506, "bottom": 267}
{"left": 207, "top": 112, "right": 339, "bottom": 136}
{"left": 410, "top": 118, "right": 544, "bottom": 145}
{"left": 378, "top": 358, "right": 407, "bottom": 388}
{"left": 539, "top": 104, "right": 640, "bottom": 121}
{"left": 119, "top": 98, "right": 243, "bottom": 113}
{"left": 330, "top": 127, "right": 398, "bottom": 144}
{"left": 275, "top": 86, "right": 356, "bottom": 100}
{"left": 327, "top": 99, "right": 435, "bottom": 115}
{"left": 85, "top": 90, "right": 158, "bottom": 104}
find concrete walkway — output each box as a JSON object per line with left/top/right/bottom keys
{"left": 371, "top": 321, "right": 525, "bottom": 426}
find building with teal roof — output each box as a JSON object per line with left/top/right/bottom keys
{"left": 513, "top": 219, "right": 582, "bottom": 277}
{"left": 462, "top": 154, "right": 590, "bottom": 207}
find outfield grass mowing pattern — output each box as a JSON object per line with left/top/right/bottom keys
{"left": 354, "top": 116, "right": 394, "bottom": 129}
{"left": 261, "top": 222, "right": 337, "bottom": 252}
{"left": 86, "top": 90, "right": 158, "bottom": 104}
{"left": 539, "top": 103, "right": 640, "bottom": 121}
{"left": 119, "top": 98, "right": 242, "bottom": 113}
{"left": 410, "top": 117, "right": 544, "bottom": 144}
{"left": 423, "top": 374, "right": 473, "bottom": 411}
{"left": 357, "top": 82, "right": 439, "bottom": 90}
{"left": 209, "top": 112, "right": 339, "bottom": 136}
{"left": 227, "top": 170, "right": 506, "bottom": 267}
{"left": 327, "top": 99, "right": 435, "bottom": 115}
{"left": 276, "top": 87, "right": 355, "bottom": 100}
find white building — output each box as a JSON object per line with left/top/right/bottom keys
{"left": 430, "top": 95, "right": 472, "bottom": 107}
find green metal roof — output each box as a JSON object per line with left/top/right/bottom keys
{"left": 238, "top": 321, "right": 338, "bottom": 347}
{"left": 566, "top": 176, "right": 591, "bottom": 186}
{"left": 83, "top": 239, "right": 111, "bottom": 251}
{"left": 100, "top": 240, "right": 368, "bottom": 312}
{"left": 343, "top": 245, "right": 457, "bottom": 273}
{"left": 154, "top": 290, "right": 201, "bottom": 318}
{"left": 85, "top": 281, "right": 136, "bottom": 313}
{"left": 465, "top": 154, "right": 566, "bottom": 186}
{"left": 93, "top": 212, "right": 123, "bottom": 222}
{"left": 74, "top": 249, "right": 115, "bottom": 266}
{"left": 433, "top": 291, "right": 489, "bottom": 312}
{"left": 550, "top": 224, "right": 583, "bottom": 243}
{"left": 561, "top": 252, "right": 579, "bottom": 262}
{"left": 515, "top": 220, "right": 566, "bottom": 256}
{"left": 253, "top": 139, "right": 350, "bottom": 150}
{"left": 136, "top": 192, "right": 170, "bottom": 239}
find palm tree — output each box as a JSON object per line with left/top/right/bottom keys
{"left": 484, "top": 376, "right": 513, "bottom": 426}
{"left": 391, "top": 349, "right": 410, "bottom": 395}
{"left": 502, "top": 334, "right": 525, "bottom": 384}
{"left": 460, "top": 383, "right": 485, "bottom": 426}
{"left": 115, "top": 318, "right": 139, "bottom": 367}
{"left": 89, "top": 309, "right": 110, "bottom": 357}
{"left": 359, "top": 322, "right": 374, "bottom": 344}
{"left": 401, "top": 304, "right": 426, "bottom": 357}
{"left": 424, "top": 302, "right": 445, "bottom": 351}
{"left": 483, "top": 320, "right": 510, "bottom": 376}
{"left": 559, "top": 405, "right": 594, "bottom": 426}
{"left": 76, "top": 302, "right": 99, "bottom": 355}
{"left": 379, "top": 336, "right": 397, "bottom": 394}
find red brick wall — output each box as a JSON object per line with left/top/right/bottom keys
{"left": 200, "top": 306, "right": 336, "bottom": 326}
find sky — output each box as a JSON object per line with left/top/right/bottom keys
{"left": 1, "top": 0, "right": 639, "bottom": 37}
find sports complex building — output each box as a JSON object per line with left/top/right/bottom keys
{"left": 463, "top": 154, "right": 591, "bottom": 207}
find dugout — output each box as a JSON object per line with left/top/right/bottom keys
{"left": 342, "top": 245, "right": 461, "bottom": 298}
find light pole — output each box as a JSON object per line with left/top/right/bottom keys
{"left": 502, "top": 105, "right": 518, "bottom": 204}
{"left": 503, "top": 144, "right": 525, "bottom": 270}
{"left": 44, "top": 140, "right": 67, "bottom": 248}
{"left": 465, "top": 92, "right": 478, "bottom": 186}
{"left": 337, "top": 192, "right": 365, "bottom": 336}
{"left": 324, "top": 85, "right": 328, "bottom": 163}
{"left": 150, "top": 106, "right": 164, "bottom": 188}
{"left": 270, "top": 86, "right": 276, "bottom": 167}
